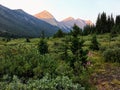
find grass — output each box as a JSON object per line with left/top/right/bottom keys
{"left": 0, "top": 34, "right": 120, "bottom": 89}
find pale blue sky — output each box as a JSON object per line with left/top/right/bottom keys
{"left": 0, "top": 0, "right": 120, "bottom": 23}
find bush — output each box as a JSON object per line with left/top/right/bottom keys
{"left": 0, "top": 74, "right": 85, "bottom": 90}
{"left": 99, "top": 45, "right": 107, "bottom": 52}
{"left": 0, "top": 45, "right": 58, "bottom": 79}
{"left": 103, "top": 47, "right": 120, "bottom": 63}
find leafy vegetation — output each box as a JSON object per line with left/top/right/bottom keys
{"left": 0, "top": 12, "right": 120, "bottom": 90}
{"left": 103, "top": 47, "right": 120, "bottom": 63}
{"left": 89, "top": 35, "right": 100, "bottom": 50}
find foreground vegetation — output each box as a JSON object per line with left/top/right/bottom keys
{"left": 0, "top": 33, "right": 120, "bottom": 90}
{"left": 0, "top": 12, "right": 120, "bottom": 90}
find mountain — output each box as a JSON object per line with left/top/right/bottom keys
{"left": 34, "top": 11, "right": 93, "bottom": 31}
{"left": 0, "top": 5, "right": 59, "bottom": 37}
{"left": 60, "top": 17, "right": 93, "bottom": 30}
{"left": 34, "top": 10, "right": 58, "bottom": 26}
{"left": 85, "top": 20, "right": 93, "bottom": 26}
{"left": 60, "top": 17, "right": 86, "bottom": 30}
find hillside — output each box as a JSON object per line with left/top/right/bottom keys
{"left": 0, "top": 5, "right": 59, "bottom": 37}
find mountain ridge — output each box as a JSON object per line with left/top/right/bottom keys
{"left": 35, "top": 10, "right": 58, "bottom": 26}
{"left": 35, "top": 10, "right": 54, "bottom": 19}
{"left": 0, "top": 5, "right": 59, "bottom": 37}
{"left": 34, "top": 10, "right": 93, "bottom": 30}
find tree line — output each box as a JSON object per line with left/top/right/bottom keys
{"left": 83, "top": 12, "right": 120, "bottom": 35}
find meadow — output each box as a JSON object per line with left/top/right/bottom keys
{"left": 0, "top": 33, "right": 120, "bottom": 90}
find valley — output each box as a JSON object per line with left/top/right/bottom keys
{"left": 0, "top": 3, "right": 120, "bottom": 90}
{"left": 0, "top": 33, "right": 120, "bottom": 89}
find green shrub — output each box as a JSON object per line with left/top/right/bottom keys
{"left": 0, "top": 45, "right": 58, "bottom": 79}
{"left": 0, "top": 74, "right": 85, "bottom": 90}
{"left": 103, "top": 47, "right": 120, "bottom": 63}
{"left": 99, "top": 45, "right": 107, "bottom": 52}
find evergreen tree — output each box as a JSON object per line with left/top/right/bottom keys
{"left": 111, "top": 15, "right": 120, "bottom": 35}
{"left": 83, "top": 25, "right": 91, "bottom": 35}
{"left": 101, "top": 12, "right": 108, "bottom": 33}
{"left": 40, "top": 31, "right": 45, "bottom": 39}
{"left": 115, "top": 15, "right": 120, "bottom": 34}
{"left": 111, "top": 25, "right": 120, "bottom": 35}
{"left": 90, "top": 35, "right": 99, "bottom": 50}
{"left": 107, "top": 15, "right": 114, "bottom": 33}
{"left": 6, "top": 38, "right": 11, "bottom": 42}
{"left": 115, "top": 15, "right": 120, "bottom": 25}
{"left": 110, "top": 14, "right": 114, "bottom": 27}
{"left": 61, "top": 38, "right": 69, "bottom": 61}
{"left": 95, "top": 12, "right": 114, "bottom": 34}
{"left": 70, "top": 25, "right": 88, "bottom": 68}
{"left": 71, "top": 24, "right": 82, "bottom": 37}
{"left": 83, "top": 25, "right": 95, "bottom": 35}
{"left": 53, "top": 29, "right": 64, "bottom": 38}
{"left": 107, "top": 16, "right": 112, "bottom": 32}
{"left": 38, "top": 31, "right": 48, "bottom": 55}
{"left": 96, "top": 13, "right": 101, "bottom": 34}
{"left": 38, "top": 39, "right": 48, "bottom": 55}
{"left": 26, "top": 38, "right": 30, "bottom": 42}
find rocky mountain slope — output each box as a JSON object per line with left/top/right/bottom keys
{"left": 0, "top": 5, "right": 59, "bottom": 37}
{"left": 35, "top": 10, "right": 93, "bottom": 31}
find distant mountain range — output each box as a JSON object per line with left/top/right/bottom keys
{"left": 35, "top": 10, "right": 93, "bottom": 31}
{"left": 0, "top": 5, "right": 93, "bottom": 37}
{"left": 0, "top": 5, "right": 59, "bottom": 37}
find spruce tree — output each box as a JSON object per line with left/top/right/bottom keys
{"left": 96, "top": 13, "right": 101, "bottom": 34}
{"left": 38, "top": 31, "right": 48, "bottom": 55}
{"left": 115, "top": 15, "right": 120, "bottom": 25}
{"left": 53, "top": 29, "right": 64, "bottom": 38}
{"left": 90, "top": 35, "right": 99, "bottom": 50}
{"left": 110, "top": 14, "right": 114, "bottom": 27}
{"left": 110, "top": 15, "right": 120, "bottom": 35}
{"left": 107, "top": 16, "right": 111, "bottom": 32}
{"left": 71, "top": 24, "right": 82, "bottom": 37}
{"left": 70, "top": 24, "right": 88, "bottom": 68}
{"left": 96, "top": 12, "right": 111, "bottom": 34}
{"left": 61, "top": 38, "right": 69, "bottom": 61}
{"left": 26, "top": 38, "right": 30, "bottom": 42}
{"left": 83, "top": 25, "right": 95, "bottom": 35}
{"left": 107, "top": 15, "right": 114, "bottom": 33}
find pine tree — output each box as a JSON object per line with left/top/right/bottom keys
{"left": 38, "top": 39, "right": 48, "bottom": 55}
{"left": 110, "top": 14, "right": 114, "bottom": 27}
{"left": 107, "top": 15, "right": 114, "bottom": 33}
{"left": 110, "top": 15, "right": 120, "bottom": 35}
{"left": 38, "top": 31, "right": 48, "bottom": 55}
{"left": 71, "top": 24, "right": 82, "bottom": 37}
{"left": 53, "top": 29, "right": 64, "bottom": 38}
{"left": 90, "top": 35, "right": 99, "bottom": 50}
{"left": 115, "top": 15, "right": 120, "bottom": 25}
{"left": 26, "top": 38, "right": 30, "bottom": 42}
{"left": 83, "top": 25, "right": 95, "bottom": 35}
{"left": 70, "top": 24, "right": 88, "bottom": 68}
{"left": 40, "top": 31, "right": 45, "bottom": 38}
{"left": 61, "top": 38, "right": 69, "bottom": 61}
{"left": 107, "top": 16, "right": 111, "bottom": 32}
{"left": 96, "top": 12, "right": 111, "bottom": 34}
{"left": 96, "top": 13, "right": 101, "bottom": 34}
